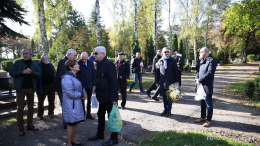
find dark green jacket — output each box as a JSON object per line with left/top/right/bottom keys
{"left": 9, "top": 59, "right": 41, "bottom": 91}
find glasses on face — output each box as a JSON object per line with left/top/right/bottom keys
{"left": 94, "top": 52, "right": 101, "bottom": 55}
{"left": 164, "top": 51, "right": 169, "bottom": 53}
{"left": 200, "top": 51, "right": 204, "bottom": 53}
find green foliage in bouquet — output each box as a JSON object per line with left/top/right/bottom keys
{"left": 166, "top": 84, "right": 185, "bottom": 103}
{"left": 244, "top": 81, "right": 255, "bottom": 100}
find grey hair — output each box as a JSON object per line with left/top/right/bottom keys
{"left": 162, "top": 47, "right": 169, "bottom": 52}
{"left": 23, "top": 49, "right": 33, "bottom": 55}
{"left": 201, "top": 47, "right": 209, "bottom": 54}
{"left": 81, "top": 52, "right": 88, "bottom": 58}
{"left": 94, "top": 46, "right": 106, "bottom": 55}
{"left": 66, "top": 49, "right": 76, "bottom": 55}
{"left": 41, "top": 54, "right": 49, "bottom": 60}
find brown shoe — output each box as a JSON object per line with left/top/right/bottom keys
{"left": 160, "top": 110, "right": 167, "bottom": 116}
{"left": 38, "top": 116, "right": 43, "bottom": 120}
{"left": 27, "top": 125, "right": 38, "bottom": 131}
{"left": 194, "top": 117, "right": 206, "bottom": 123}
{"left": 203, "top": 120, "right": 212, "bottom": 127}
{"left": 165, "top": 111, "right": 171, "bottom": 117}
{"left": 19, "top": 127, "right": 25, "bottom": 136}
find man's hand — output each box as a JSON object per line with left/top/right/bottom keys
{"left": 26, "top": 68, "right": 32, "bottom": 74}
{"left": 23, "top": 69, "right": 27, "bottom": 74}
{"left": 119, "top": 76, "right": 122, "bottom": 79}
{"left": 84, "top": 92, "right": 87, "bottom": 98}
{"left": 93, "top": 86, "right": 96, "bottom": 90}
{"left": 156, "top": 83, "right": 159, "bottom": 87}
{"left": 112, "top": 101, "right": 118, "bottom": 104}
{"left": 175, "top": 82, "right": 179, "bottom": 85}
{"left": 195, "top": 79, "right": 201, "bottom": 85}
{"left": 82, "top": 97, "right": 86, "bottom": 100}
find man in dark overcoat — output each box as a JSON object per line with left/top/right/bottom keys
{"left": 78, "top": 52, "right": 96, "bottom": 119}
{"left": 115, "top": 52, "right": 130, "bottom": 109}
{"left": 88, "top": 46, "right": 119, "bottom": 146}
{"left": 155, "top": 47, "right": 179, "bottom": 117}
{"left": 194, "top": 47, "right": 217, "bottom": 127}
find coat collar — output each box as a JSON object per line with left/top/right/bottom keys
{"left": 200, "top": 54, "right": 212, "bottom": 64}
{"left": 97, "top": 56, "right": 108, "bottom": 66}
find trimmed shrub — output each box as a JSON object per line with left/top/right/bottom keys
{"left": 255, "top": 77, "right": 260, "bottom": 96}
{"left": 32, "top": 59, "right": 41, "bottom": 62}
{"left": 246, "top": 54, "right": 256, "bottom": 62}
{"left": 1, "top": 61, "right": 13, "bottom": 72}
{"left": 244, "top": 81, "right": 255, "bottom": 100}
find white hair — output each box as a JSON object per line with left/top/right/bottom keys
{"left": 94, "top": 46, "right": 106, "bottom": 55}
{"left": 23, "top": 49, "right": 33, "bottom": 55}
{"left": 201, "top": 47, "right": 209, "bottom": 54}
{"left": 41, "top": 54, "right": 49, "bottom": 60}
{"left": 66, "top": 49, "right": 76, "bottom": 55}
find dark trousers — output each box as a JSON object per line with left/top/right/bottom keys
{"left": 16, "top": 88, "right": 34, "bottom": 128}
{"left": 201, "top": 94, "right": 213, "bottom": 121}
{"left": 37, "top": 84, "right": 55, "bottom": 117}
{"left": 97, "top": 102, "right": 118, "bottom": 140}
{"left": 58, "top": 92, "right": 66, "bottom": 125}
{"left": 162, "top": 89, "right": 172, "bottom": 111}
{"left": 147, "top": 75, "right": 157, "bottom": 93}
{"left": 85, "top": 88, "right": 93, "bottom": 115}
{"left": 178, "top": 70, "right": 182, "bottom": 87}
{"left": 118, "top": 86, "right": 126, "bottom": 107}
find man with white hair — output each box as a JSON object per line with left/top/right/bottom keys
{"left": 194, "top": 47, "right": 217, "bottom": 127}
{"left": 88, "top": 46, "right": 119, "bottom": 146}
{"left": 55, "top": 49, "right": 76, "bottom": 129}
{"left": 36, "top": 54, "right": 56, "bottom": 120}
{"left": 155, "top": 47, "right": 179, "bottom": 117}
{"left": 77, "top": 52, "right": 96, "bottom": 119}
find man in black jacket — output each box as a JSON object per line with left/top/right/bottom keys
{"left": 55, "top": 49, "right": 76, "bottom": 129}
{"left": 172, "top": 48, "right": 183, "bottom": 86}
{"left": 78, "top": 52, "right": 96, "bottom": 119}
{"left": 194, "top": 47, "right": 217, "bottom": 127}
{"left": 146, "top": 50, "right": 162, "bottom": 101}
{"left": 155, "top": 47, "right": 179, "bottom": 117}
{"left": 88, "top": 46, "right": 119, "bottom": 146}
{"left": 129, "top": 52, "right": 145, "bottom": 92}
{"left": 115, "top": 52, "right": 130, "bottom": 109}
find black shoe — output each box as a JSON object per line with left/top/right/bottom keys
{"left": 27, "top": 125, "right": 38, "bottom": 131}
{"left": 88, "top": 135, "right": 104, "bottom": 141}
{"left": 71, "top": 141, "right": 83, "bottom": 146}
{"left": 19, "top": 127, "right": 25, "bottom": 136}
{"left": 129, "top": 88, "right": 132, "bottom": 92}
{"left": 152, "top": 96, "right": 159, "bottom": 101}
{"left": 102, "top": 138, "right": 118, "bottom": 146}
{"left": 86, "top": 114, "right": 95, "bottom": 119}
{"left": 146, "top": 91, "right": 151, "bottom": 97}
{"left": 140, "top": 90, "right": 145, "bottom": 93}
{"left": 122, "top": 106, "right": 126, "bottom": 109}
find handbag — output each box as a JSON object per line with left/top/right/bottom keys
{"left": 195, "top": 84, "right": 206, "bottom": 101}
{"left": 108, "top": 104, "right": 123, "bottom": 132}
{"left": 91, "top": 89, "right": 98, "bottom": 108}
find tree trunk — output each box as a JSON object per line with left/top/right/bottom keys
{"left": 154, "top": 0, "right": 158, "bottom": 53}
{"left": 169, "top": 0, "right": 172, "bottom": 51}
{"left": 38, "top": 0, "right": 49, "bottom": 53}
{"left": 134, "top": 0, "right": 138, "bottom": 48}
{"left": 96, "top": 0, "right": 101, "bottom": 46}
{"left": 194, "top": 38, "right": 197, "bottom": 61}
{"left": 185, "top": 37, "right": 189, "bottom": 63}
{"left": 205, "top": 20, "right": 208, "bottom": 47}
{"left": 244, "top": 38, "right": 250, "bottom": 64}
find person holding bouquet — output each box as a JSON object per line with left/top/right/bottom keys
{"left": 155, "top": 47, "right": 179, "bottom": 117}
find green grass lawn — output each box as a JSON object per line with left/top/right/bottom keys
{"left": 227, "top": 81, "right": 260, "bottom": 108}
{"left": 126, "top": 80, "right": 153, "bottom": 89}
{"left": 140, "top": 130, "right": 254, "bottom": 146}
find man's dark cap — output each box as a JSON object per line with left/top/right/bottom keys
{"left": 173, "top": 48, "right": 177, "bottom": 52}
{"left": 118, "top": 52, "right": 125, "bottom": 55}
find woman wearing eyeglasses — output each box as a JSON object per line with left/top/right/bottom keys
{"left": 61, "top": 59, "right": 87, "bottom": 146}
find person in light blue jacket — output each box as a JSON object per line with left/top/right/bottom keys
{"left": 88, "top": 52, "right": 97, "bottom": 63}
{"left": 61, "top": 59, "right": 87, "bottom": 146}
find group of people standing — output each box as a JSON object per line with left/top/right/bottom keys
{"left": 9, "top": 45, "right": 217, "bottom": 146}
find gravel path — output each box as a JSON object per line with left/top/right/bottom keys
{"left": 0, "top": 65, "right": 259, "bottom": 146}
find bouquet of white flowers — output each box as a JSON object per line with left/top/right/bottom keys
{"left": 166, "top": 84, "right": 184, "bottom": 103}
